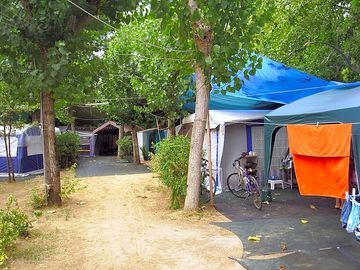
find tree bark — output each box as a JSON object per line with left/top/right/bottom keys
{"left": 117, "top": 125, "right": 125, "bottom": 160}
{"left": 167, "top": 119, "right": 176, "bottom": 138}
{"left": 184, "top": 0, "right": 213, "bottom": 210}
{"left": 131, "top": 125, "right": 140, "bottom": 164}
{"left": 3, "top": 125, "right": 11, "bottom": 183}
{"left": 70, "top": 122, "right": 75, "bottom": 133}
{"left": 8, "top": 123, "right": 15, "bottom": 182}
{"left": 184, "top": 65, "right": 210, "bottom": 209}
{"left": 41, "top": 91, "right": 62, "bottom": 206}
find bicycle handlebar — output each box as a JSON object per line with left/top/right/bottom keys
{"left": 232, "top": 152, "right": 248, "bottom": 166}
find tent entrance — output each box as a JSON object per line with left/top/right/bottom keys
{"left": 94, "top": 128, "right": 118, "bottom": 156}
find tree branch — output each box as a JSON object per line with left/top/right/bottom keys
{"left": 70, "top": 0, "right": 100, "bottom": 34}
{"left": 21, "top": 0, "right": 33, "bottom": 20}
{"left": 306, "top": 41, "right": 360, "bottom": 74}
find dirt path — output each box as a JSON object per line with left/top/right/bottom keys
{"left": 3, "top": 173, "right": 244, "bottom": 270}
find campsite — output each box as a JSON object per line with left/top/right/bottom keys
{"left": 0, "top": 1, "right": 359, "bottom": 269}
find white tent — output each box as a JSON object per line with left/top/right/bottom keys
{"left": 179, "top": 110, "right": 274, "bottom": 193}
{"left": 0, "top": 125, "right": 60, "bottom": 177}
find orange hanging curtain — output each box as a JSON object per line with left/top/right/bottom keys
{"left": 287, "top": 124, "right": 352, "bottom": 199}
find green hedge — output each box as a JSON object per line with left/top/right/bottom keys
{"left": 56, "top": 132, "right": 80, "bottom": 168}
{"left": 150, "top": 136, "right": 190, "bottom": 209}
{"left": 116, "top": 136, "right": 132, "bottom": 158}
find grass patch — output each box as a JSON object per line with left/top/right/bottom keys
{"left": 9, "top": 229, "right": 57, "bottom": 262}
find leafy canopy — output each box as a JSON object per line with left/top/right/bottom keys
{"left": 260, "top": 0, "right": 360, "bottom": 82}
{"left": 149, "top": 0, "right": 274, "bottom": 91}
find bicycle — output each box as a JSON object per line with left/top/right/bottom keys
{"left": 226, "top": 152, "right": 262, "bottom": 210}
{"left": 200, "top": 158, "right": 216, "bottom": 202}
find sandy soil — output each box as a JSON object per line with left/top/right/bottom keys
{"left": 0, "top": 172, "right": 244, "bottom": 270}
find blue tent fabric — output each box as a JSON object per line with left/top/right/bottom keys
{"left": 184, "top": 56, "right": 360, "bottom": 112}
{"left": 183, "top": 95, "right": 279, "bottom": 113}
{"left": 0, "top": 126, "right": 43, "bottom": 175}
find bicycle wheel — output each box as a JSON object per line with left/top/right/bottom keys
{"left": 227, "top": 173, "right": 247, "bottom": 198}
{"left": 249, "top": 175, "right": 262, "bottom": 210}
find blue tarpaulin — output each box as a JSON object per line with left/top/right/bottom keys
{"left": 184, "top": 56, "right": 360, "bottom": 112}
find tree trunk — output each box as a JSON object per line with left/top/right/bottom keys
{"left": 3, "top": 125, "right": 11, "bottom": 183}
{"left": 70, "top": 121, "right": 75, "bottom": 133}
{"left": 8, "top": 123, "right": 15, "bottom": 182}
{"left": 131, "top": 125, "right": 140, "bottom": 164}
{"left": 69, "top": 108, "right": 75, "bottom": 133}
{"left": 117, "top": 125, "right": 125, "bottom": 160}
{"left": 41, "top": 91, "right": 62, "bottom": 206}
{"left": 184, "top": 0, "right": 213, "bottom": 210}
{"left": 167, "top": 119, "right": 176, "bottom": 138}
{"left": 184, "top": 65, "right": 210, "bottom": 209}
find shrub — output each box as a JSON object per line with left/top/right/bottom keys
{"left": 150, "top": 136, "right": 190, "bottom": 209}
{"left": 0, "top": 196, "right": 30, "bottom": 266}
{"left": 56, "top": 132, "right": 80, "bottom": 168}
{"left": 140, "top": 146, "right": 150, "bottom": 161}
{"left": 30, "top": 187, "right": 46, "bottom": 209}
{"left": 61, "top": 165, "right": 86, "bottom": 199}
{"left": 116, "top": 136, "right": 132, "bottom": 158}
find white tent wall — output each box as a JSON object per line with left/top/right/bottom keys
{"left": 251, "top": 126, "right": 289, "bottom": 182}
{"left": 0, "top": 137, "right": 18, "bottom": 157}
{"left": 137, "top": 131, "right": 145, "bottom": 161}
{"left": 220, "top": 124, "right": 247, "bottom": 190}
{"left": 202, "top": 125, "right": 225, "bottom": 193}
{"left": 270, "top": 127, "right": 289, "bottom": 176}
{"left": 25, "top": 135, "right": 43, "bottom": 155}
{"left": 0, "top": 126, "right": 44, "bottom": 175}
{"left": 251, "top": 126, "right": 265, "bottom": 177}
{"left": 180, "top": 110, "right": 272, "bottom": 193}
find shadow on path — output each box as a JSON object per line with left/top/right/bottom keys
{"left": 76, "top": 156, "right": 150, "bottom": 177}
{"left": 214, "top": 189, "right": 360, "bottom": 269}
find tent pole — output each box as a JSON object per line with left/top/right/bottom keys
{"left": 206, "top": 112, "right": 214, "bottom": 206}
{"left": 155, "top": 116, "right": 161, "bottom": 140}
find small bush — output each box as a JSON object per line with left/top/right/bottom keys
{"left": 0, "top": 196, "right": 30, "bottom": 266}
{"left": 61, "top": 164, "right": 86, "bottom": 199}
{"left": 30, "top": 187, "right": 46, "bottom": 209}
{"left": 56, "top": 132, "right": 80, "bottom": 168}
{"left": 116, "top": 136, "right": 132, "bottom": 158}
{"left": 140, "top": 146, "right": 150, "bottom": 160}
{"left": 150, "top": 136, "right": 190, "bottom": 209}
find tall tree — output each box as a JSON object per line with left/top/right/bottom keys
{"left": 98, "top": 72, "right": 154, "bottom": 164}
{"left": 0, "top": 1, "right": 137, "bottom": 205}
{"left": 260, "top": 0, "right": 360, "bottom": 82}
{"left": 150, "top": 1, "right": 272, "bottom": 209}
{"left": 105, "top": 19, "right": 192, "bottom": 136}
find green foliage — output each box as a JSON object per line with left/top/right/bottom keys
{"left": 150, "top": 0, "right": 274, "bottom": 88}
{"left": 33, "top": 210, "right": 43, "bottom": 218}
{"left": 103, "top": 19, "right": 191, "bottom": 123}
{"left": 30, "top": 187, "right": 46, "bottom": 210}
{"left": 0, "top": 196, "right": 30, "bottom": 266}
{"left": 260, "top": 0, "right": 360, "bottom": 82}
{"left": 116, "top": 136, "right": 133, "bottom": 158}
{"left": 150, "top": 136, "right": 190, "bottom": 209}
{"left": 61, "top": 164, "right": 86, "bottom": 200}
{"left": 140, "top": 146, "right": 150, "bottom": 161}
{"left": 56, "top": 132, "right": 80, "bottom": 168}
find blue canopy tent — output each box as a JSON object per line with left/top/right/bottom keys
{"left": 264, "top": 86, "right": 360, "bottom": 188}
{"left": 184, "top": 55, "right": 360, "bottom": 112}
{"left": 0, "top": 126, "right": 44, "bottom": 176}
{"left": 183, "top": 55, "right": 360, "bottom": 192}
